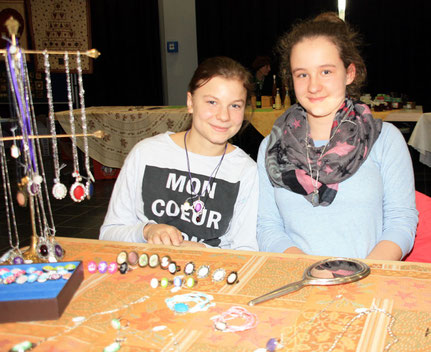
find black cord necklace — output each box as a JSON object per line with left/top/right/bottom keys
{"left": 182, "top": 129, "right": 228, "bottom": 222}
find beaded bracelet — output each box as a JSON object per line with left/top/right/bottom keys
{"left": 165, "top": 292, "right": 215, "bottom": 314}
{"left": 211, "top": 306, "right": 258, "bottom": 332}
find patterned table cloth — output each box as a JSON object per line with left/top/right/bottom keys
{"left": 1, "top": 237, "right": 430, "bottom": 351}
{"left": 55, "top": 106, "right": 192, "bottom": 169}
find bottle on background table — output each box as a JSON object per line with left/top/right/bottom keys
{"left": 271, "top": 75, "right": 277, "bottom": 109}
{"left": 284, "top": 86, "right": 291, "bottom": 108}
{"left": 256, "top": 85, "right": 262, "bottom": 109}
{"left": 275, "top": 88, "right": 281, "bottom": 110}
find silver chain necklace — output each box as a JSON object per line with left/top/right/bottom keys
{"left": 64, "top": 52, "right": 86, "bottom": 202}
{"left": 43, "top": 50, "right": 67, "bottom": 200}
{"left": 305, "top": 107, "right": 355, "bottom": 206}
{"left": 182, "top": 130, "right": 227, "bottom": 221}
{"left": 76, "top": 51, "right": 95, "bottom": 199}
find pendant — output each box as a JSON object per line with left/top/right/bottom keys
{"left": 36, "top": 237, "right": 51, "bottom": 260}
{"left": 193, "top": 199, "right": 205, "bottom": 215}
{"left": 12, "top": 254, "right": 24, "bottom": 265}
{"left": 181, "top": 200, "right": 193, "bottom": 212}
{"left": 50, "top": 238, "right": 65, "bottom": 260}
{"left": 8, "top": 249, "right": 24, "bottom": 265}
{"left": 70, "top": 181, "right": 86, "bottom": 202}
{"left": 10, "top": 144, "right": 20, "bottom": 158}
{"left": 27, "top": 175, "right": 43, "bottom": 196}
{"left": 52, "top": 180, "right": 67, "bottom": 200}
{"left": 311, "top": 189, "right": 319, "bottom": 206}
{"left": 16, "top": 188, "right": 28, "bottom": 207}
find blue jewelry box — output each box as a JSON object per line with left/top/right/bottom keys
{"left": 0, "top": 261, "right": 83, "bottom": 323}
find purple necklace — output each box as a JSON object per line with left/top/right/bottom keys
{"left": 182, "top": 129, "right": 227, "bottom": 221}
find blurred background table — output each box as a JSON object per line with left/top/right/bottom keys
{"left": 1, "top": 237, "right": 430, "bottom": 351}
{"left": 409, "top": 113, "right": 431, "bottom": 167}
{"left": 55, "top": 106, "right": 192, "bottom": 169}
{"left": 252, "top": 106, "right": 423, "bottom": 137}
{"left": 54, "top": 105, "right": 423, "bottom": 169}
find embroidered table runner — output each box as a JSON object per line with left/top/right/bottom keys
{"left": 55, "top": 106, "right": 192, "bottom": 169}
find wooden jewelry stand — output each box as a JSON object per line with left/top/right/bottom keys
{"left": 0, "top": 17, "right": 103, "bottom": 264}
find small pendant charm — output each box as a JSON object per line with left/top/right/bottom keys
{"left": 181, "top": 200, "right": 192, "bottom": 211}
{"left": 50, "top": 239, "right": 65, "bottom": 260}
{"left": 17, "top": 177, "right": 29, "bottom": 207}
{"left": 9, "top": 341, "right": 35, "bottom": 352}
{"left": 12, "top": 255, "right": 24, "bottom": 265}
{"left": 311, "top": 189, "right": 319, "bottom": 206}
{"left": 16, "top": 189, "right": 28, "bottom": 207}
{"left": 193, "top": 199, "right": 205, "bottom": 215}
{"left": 36, "top": 238, "right": 51, "bottom": 259}
{"left": 52, "top": 181, "right": 67, "bottom": 200}
{"left": 27, "top": 175, "right": 43, "bottom": 196}
{"left": 10, "top": 144, "right": 20, "bottom": 158}
{"left": 70, "top": 181, "right": 86, "bottom": 202}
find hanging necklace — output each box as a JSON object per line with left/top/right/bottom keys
{"left": 305, "top": 133, "right": 332, "bottom": 207}
{"left": 5, "top": 41, "right": 59, "bottom": 262}
{"left": 256, "top": 295, "right": 398, "bottom": 352}
{"left": 43, "top": 50, "right": 67, "bottom": 200}
{"left": 64, "top": 52, "right": 86, "bottom": 202}
{"left": 76, "top": 51, "right": 95, "bottom": 199}
{"left": 305, "top": 107, "right": 354, "bottom": 206}
{"left": 0, "top": 128, "right": 23, "bottom": 264}
{"left": 20, "top": 47, "right": 59, "bottom": 261}
{"left": 182, "top": 129, "right": 227, "bottom": 221}
{"left": 10, "top": 125, "right": 20, "bottom": 158}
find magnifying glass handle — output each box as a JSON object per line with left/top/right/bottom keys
{"left": 248, "top": 280, "right": 305, "bottom": 306}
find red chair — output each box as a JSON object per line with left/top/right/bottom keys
{"left": 404, "top": 191, "right": 431, "bottom": 263}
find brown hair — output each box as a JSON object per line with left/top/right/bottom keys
{"left": 277, "top": 12, "right": 366, "bottom": 100}
{"left": 188, "top": 56, "right": 254, "bottom": 122}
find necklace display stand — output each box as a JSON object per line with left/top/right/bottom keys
{"left": 0, "top": 17, "right": 102, "bottom": 264}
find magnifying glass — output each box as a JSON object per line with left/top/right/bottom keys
{"left": 248, "top": 257, "right": 370, "bottom": 306}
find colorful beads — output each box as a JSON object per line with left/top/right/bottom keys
{"left": 98, "top": 261, "right": 108, "bottom": 274}
{"left": 87, "top": 261, "right": 97, "bottom": 273}
{"left": 107, "top": 262, "right": 118, "bottom": 274}
{"left": 160, "top": 277, "right": 169, "bottom": 288}
{"left": 0, "top": 264, "right": 75, "bottom": 286}
{"left": 10, "top": 340, "right": 35, "bottom": 351}
{"left": 174, "top": 302, "right": 189, "bottom": 313}
{"left": 103, "top": 342, "right": 121, "bottom": 352}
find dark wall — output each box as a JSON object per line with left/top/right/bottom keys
{"left": 196, "top": 0, "right": 337, "bottom": 70}
{"left": 196, "top": 0, "right": 431, "bottom": 110}
{"left": 84, "top": 0, "right": 163, "bottom": 107}
{"left": 347, "top": 0, "right": 431, "bottom": 110}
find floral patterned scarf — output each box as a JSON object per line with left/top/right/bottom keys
{"left": 265, "top": 98, "right": 382, "bottom": 206}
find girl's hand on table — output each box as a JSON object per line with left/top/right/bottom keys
{"left": 144, "top": 224, "right": 184, "bottom": 246}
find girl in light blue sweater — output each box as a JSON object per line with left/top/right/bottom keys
{"left": 257, "top": 12, "right": 417, "bottom": 260}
